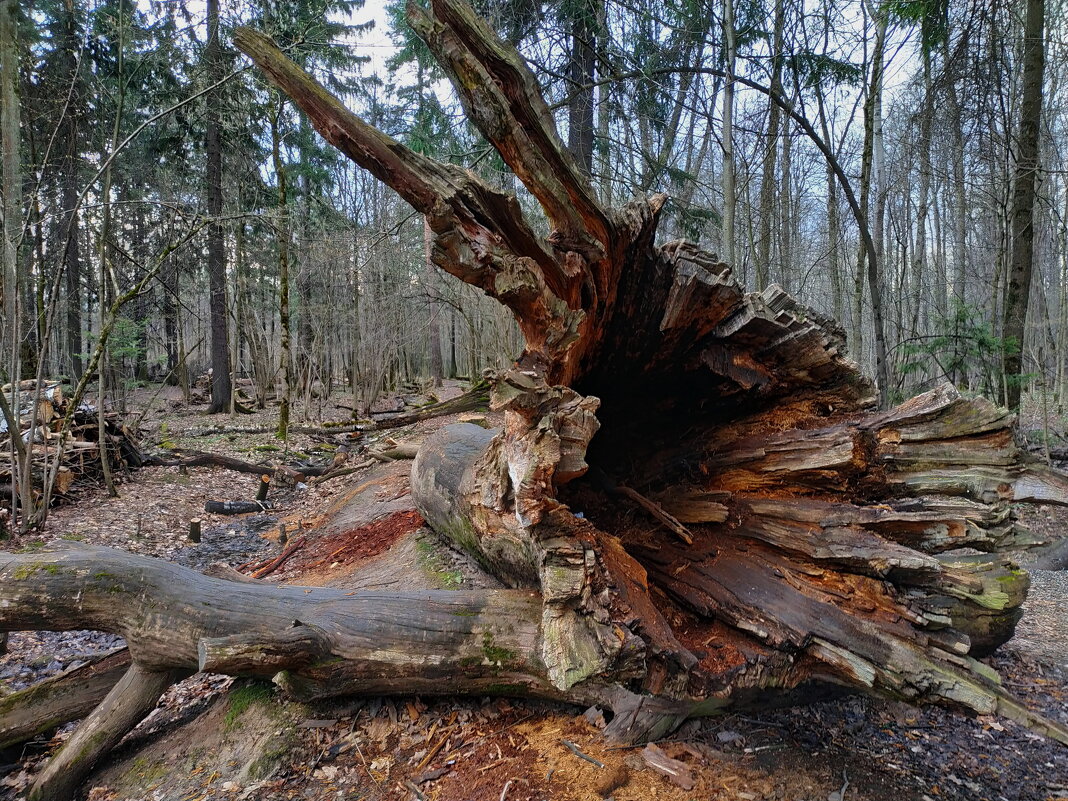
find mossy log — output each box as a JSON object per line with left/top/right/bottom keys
{"left": 0, "top": 647, "right": 130, "bottom": 750}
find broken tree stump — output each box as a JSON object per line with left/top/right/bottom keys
{"left": 2, "top": 2, "right": 1067, "bottom": 798}
{"left": 231, "top": 0, "right": 1068, "bottom": 742}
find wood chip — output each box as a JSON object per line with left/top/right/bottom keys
{"left": 298, "top": 718, "right": 338, "bottom": 729}
{"left": 640, "top": 743, "right": 694, "bottom": 790}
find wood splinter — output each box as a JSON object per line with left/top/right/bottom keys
{"left": 617, "top": 486, "right": 694, "bottom": 545}
{"left": 560, "top": 738, "right": 605, "bottom": 768}
{"left": 251, "top": 535, "right": 307, "bottom": 579}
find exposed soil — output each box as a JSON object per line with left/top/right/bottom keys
{"left": 1, "top": 383, "right": 1067, "bottom": 801}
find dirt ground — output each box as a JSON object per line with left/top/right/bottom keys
{"left": 1, "top": 382, "right": 1067, "bottom": 801}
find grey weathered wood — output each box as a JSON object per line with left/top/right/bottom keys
{"left": 0, "top": 544, "right": 553, "bottom": 699}
{"left": 28, "top": 662, "right": 182, "bottom": 801}
{"left": 0, "top": 647, "right": 130, "bottom": 749}
{"left": 204, "top": 499, "right": 273, "bottom": 515}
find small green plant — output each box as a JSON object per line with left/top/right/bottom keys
{"left": 224, "top": 682, "right": 274, "bottom": 730}
{"left": 897, "top": 300, "right": 1013, "bottom": 399}
{"left": 416, "top": 536, "right": 464, "bottom": 589}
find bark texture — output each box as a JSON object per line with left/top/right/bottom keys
{"left": 1002, "top": 0, "right": 1046, "bottom": 411}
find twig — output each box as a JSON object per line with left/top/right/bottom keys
{"left": 311, "top": 460, "right": 375, "bottom": 486}
{"left": 352, "top": 740, "right": 381, "bottom": 788}
{"left": 305, "top": 545, "right": 350, "bottom": 571}
{"left": 828, "top": 769, "right": 849, "bottom": 801}
{"left": 251, "top": 535, "right": 307, "bottom": 579}
{"left": 560, "top": 739, "right": 605, "bottom": 768}
{"left": 499, "top": 779, "right": 514, "bottom": 801}
{"left": 617, "top": 485, "right": 694, "bottom": 545}
{"left": 441, "top": 713, "right": 535, "bottom": 762}
{"left": 405, "top": 780, "right": 428, "bottom": 801}
{"left": 414, "top": 731, "right": 451, "bottom": 772}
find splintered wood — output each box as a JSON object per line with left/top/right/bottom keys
{"left": 0, "top": 379, "right": 145, "bottom": 506}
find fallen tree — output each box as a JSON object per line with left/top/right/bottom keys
{"left": 3, "top": 1, "right": 1068, "bottom": 798}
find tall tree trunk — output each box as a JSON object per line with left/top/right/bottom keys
{"left": 63, "top": 170, "right": 83, "bottom": 381}
{"left": 424, "top": 217, "right": 443, "bottom": 386}
{"left": 755, "top": 0, "right": 785, "bottom": 290}
{"left": 913, "top": 43, "right": 935, "bottom": 337}
{"left": 272, "top": 95, "right": 292, "bottom": 439}
{"left": 853, "top": 2, "right": 890, "bottom": 405}
{"left": 721, "top": 0, "right": 737, "bottom": 271}
{"left": 0, "top": 0, "right": 20, "bottom": 376}
{"left": 296, "top": 116, "right": 316, "bottom": 392}
{"left": 567, "top": 0, "right": 595, "bottom": 176}
{"left": 1002, "top": 0, "right": 1046, "bottom": 412}
{"left": 205, "top": 0, "right": 232, "bottom": 414}
{"left": 1057, "top": 183, "right": 1067, "bottom": 413}
{"left": 778, "top": 90, "right": 794, "bottom": 293}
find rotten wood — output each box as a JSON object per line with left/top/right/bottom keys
{"left": 27, "top": 662, "right": 188, "bottom": 801}
{"left": 616, "top": 485, "right": 694, "bottom": 545}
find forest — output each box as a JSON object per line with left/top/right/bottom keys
{"left": 0, "top": 0, "right": 1065, "bottom": 441}
{"left": 1, "top": 0, "right": 1068, "bottom": 799}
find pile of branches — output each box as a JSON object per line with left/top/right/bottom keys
{"left": 0, "top": 379, "right": 146, "bottom": 508}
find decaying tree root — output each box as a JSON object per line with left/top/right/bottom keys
{"left": 3, "top": 1, "right": 1068, "bottom": 798}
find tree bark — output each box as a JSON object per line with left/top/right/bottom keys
{"left": 720, "top": 0, "right": 737, "bottom": 270}
{"left": 1002, "top": 0, "right": 1046, "bottom": 411}
{"left": 272, "top": 93, "right": 293, "bottom": 438}
{"left": 755, "top": 0, "right": 785, "bottom": 291}
{"left": 205, "top": 0, "right": 232, "bottom": 414}
{"left": 0, "top": 0, "right": 21, "bottom": 378}
{"left": 566, "top": 0, "right": 595, "bottom": 177}
{"left": 0, "top": 648, "right": 130, "bottom": 750}
{"left": 59, "top": 3, "right": 84, "bottom": 382}
{"left": 425, "top": 217, "right": 444, "bottom": 386}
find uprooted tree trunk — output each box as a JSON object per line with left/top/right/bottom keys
{"left": 3, "top": 2, "right": 1068, "bottom": 798}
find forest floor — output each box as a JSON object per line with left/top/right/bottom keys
{"left": 1, "top": 382, "right": 1067, "bottom": 801}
